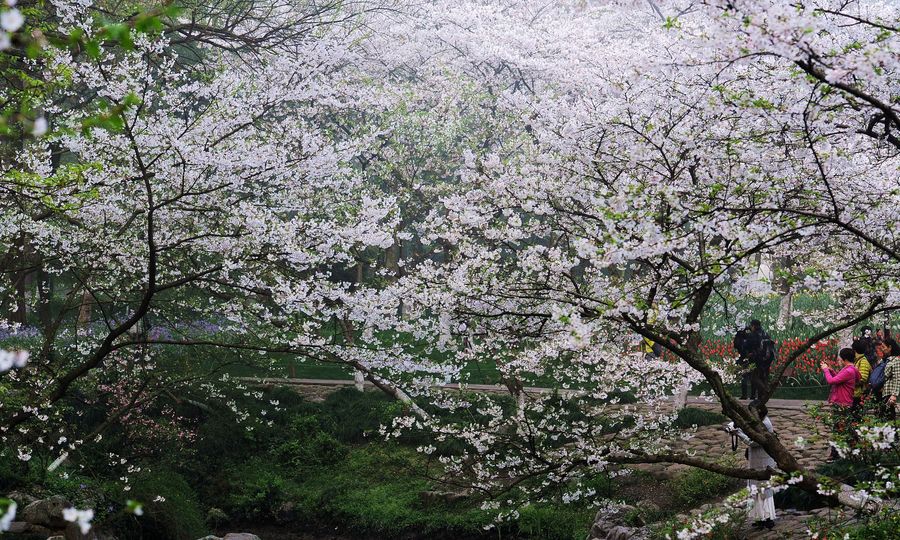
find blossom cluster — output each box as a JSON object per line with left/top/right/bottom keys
{"left": 0, "top": 348, "right": 28, "bottom": 373}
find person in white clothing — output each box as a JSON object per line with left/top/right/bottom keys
{"left": 725, "top": 402, "right": 776, "bottom": 529}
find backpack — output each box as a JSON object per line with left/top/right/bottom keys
{"left": 869, "top": 361, "right": 887, "bottom": 391}
{"left": 759, "top": 337, "right": 777, "bottom": 369}
{"left": 733, "top": 329, "right": 748, "bottom": 356}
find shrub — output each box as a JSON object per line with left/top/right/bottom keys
{"left": 674, "top": 407, "right": 726, "bottom": 429}
{"left": 833, "top": 510, "right": 900, "bottom": 539}
{"left": 0, "top": 451, "right": 27, "bottom": 489}
{"left": 319, "top": 388, "right": 401, "bottom": 443}
{"left": 656, "top": 506, "right": 746, "bottom": 540}
{"left": 273, "top": 414, "right": 347, "bottom": 468}
{"left": 773, "top": 485, "right": 829, "bottom": 511}
{"left": 206, "top": 507, "right": 229, "bottom": 529}
{"left": 35, "top": 468, "right": 105, "bottom": 509}
{"left": 516, "top": 505, "right": 593, "bottom": 540}
{"left": 220, "top": 458, "right": 299, "bottom": 521}
{"left": 115, "top": 468, "right": 207, "bottom": 540}
{"left": 289, "top": 444, "right": 496, "bottom": 536}
{"left": 671, "top": 468, "right": 738, "bottom": 507}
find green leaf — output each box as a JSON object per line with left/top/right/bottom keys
{"left": 85, "top": 39, "right": 101, "bottom": 59}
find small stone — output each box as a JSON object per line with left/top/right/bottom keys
{"left": 222, "top": 534, "right": 261, "bottom": 540}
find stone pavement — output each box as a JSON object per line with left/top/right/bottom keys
{"left": 738, "top": 507, "right": 853, "bottom": 539}
{"left": 677, "top": 400, "right": 830, "bottom": 471}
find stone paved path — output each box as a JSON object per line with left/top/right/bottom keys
{"left": 675, "top": 401, "right": 829, "bottom": 472}
{"left": 737, "top": 507, "right": 853, "bottom": 539}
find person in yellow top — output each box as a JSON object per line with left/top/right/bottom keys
{"left": 851, "top": 340, "right": 872, "bottom": 404}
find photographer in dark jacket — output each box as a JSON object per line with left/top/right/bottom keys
{"left": 734, "top": 320, "right": 775, "bottom": 400}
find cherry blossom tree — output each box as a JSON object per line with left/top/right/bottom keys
{"left": 2, "top": 0, "right": 898, "bottom": 530}
{"left": 0, "top": 0, "right": 403, "bottom": 461}
{"left": 369, "top": 0, "right": 900, "bottom": 517}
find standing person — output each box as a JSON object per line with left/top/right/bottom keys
{"left": 734, "top": 320, "right": 773, "bottom": 400}
{"left": 850, "top": 339, "right": 872, "bottom": 408}
{"left": 749, "top": 320, "right": 776, "bottom": 398}
{"left": 641, "top": 336, "right": 661, "bottom": 359}
{"left": 869, "top": 339, "right": 894, "bottom": 418}
{"left": 858, "top": 326, "right": 877, "bottom": 364}
{"left": 821, "top": 348, "right": 861, "bottom": 461}
{"left": 734, "top": 325, "right": 756, "bottom": 400}
{"left": 883, "top": 344, "right": 900, "bottom": 421}
{"left": 725, "top": 401, "right": 776, "bottom": 529}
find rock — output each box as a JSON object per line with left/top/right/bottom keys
{"left": 276, "top": 501, "right": 297, "bottom": 523}
{"left": 6, "top": 491, "right": 38, "bottom": 506}
{"left": 222, "top": 534, "right": 261, "bottom": 540}
{"left": 635, "top": 500, "right": 660, "bottom": 514}
{"left": 590, "top": 518, "right": 615, "bottom": 537}
{"left": 195, "top": 536, "right": 222, "bottom": 540}
{"left": 65, "top": 521, "right": 100, "bottom": 540}
{"left": 5, "top": 520, "right": 55, "bottom": 535}
{"left": 606, "top": 525, "right": 644, "bottom": 540}
{"left": 615, "top": 504, "right": 636, "bottom": 519}
{"left": 5, "top": 522, "right": 28, "bottom": 534}
{"left": 20, "top": 495, "right": 71, "bottom": 528}
{"left": 48, "top": 536, "right": 66, "bottom": 540}
{"left": 418, "top": 490, "right": 469, "bottom": 504}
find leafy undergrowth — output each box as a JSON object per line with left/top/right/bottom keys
{"left": 816, "top": 509, "right": 900, "bottom": 539}
{"left": 2, "top": 387, "right": 598, "bottom": 540}
{"left": 673, "top": 407, "right": 727, "bottom": 429}
{"left": 1, "top": 386, "right": 762, "bottom": 540}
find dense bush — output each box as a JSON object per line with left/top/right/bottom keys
{"left": 2, "top": 384, "right": 665, "bottom": 539}
{"left": 673, "top": 407, "right": 727, "bottom": 429}
{"left": 835, "top": 510, "right": 900, "bottom": 539}
{"left": 220, "top": 458, "right": 301, "bottom": 522}
{"left": 671, "top": 468, "right": 738, "bottom": 507}
{"left": 773, "top": 485, "right": 830, "bottom": 511}
{"left": 516, "top": 505, "right": 593, "bottom": 540}
{"left": 113, "top": 468, "right": 208, "bottom": 540}
{"left": 318, "top": 388, "right": 402, "bottom": 443}
{"left": 272, "top": 413, "right": 348, "bottom": 468}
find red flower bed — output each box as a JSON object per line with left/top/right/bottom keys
{"left": 696, "top": 336, "right": 839, "bottom": 376}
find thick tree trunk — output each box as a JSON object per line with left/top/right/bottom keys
{"left": 36, "top": 267, "right": 53, "bottom": 330}
{"left": 76, "top": 290, "right": 93, "bottom": 334}
{"left": 5, "top": 236, "right": 29, "bottom": 324}
{"left": 773, "top": 256, "right": 795, "bottom": 331}
{"left": 776, "top": 290, "right": 793, "bottom": 330}
{"left": 672, "top": 381, "right": 690, "bottom": 413}
{"left": 11, "top": 268, "right": 27, "bottom": 323}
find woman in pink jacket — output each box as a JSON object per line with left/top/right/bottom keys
{"left": 820, "top": 348, "right": 861, "bottom": 461}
